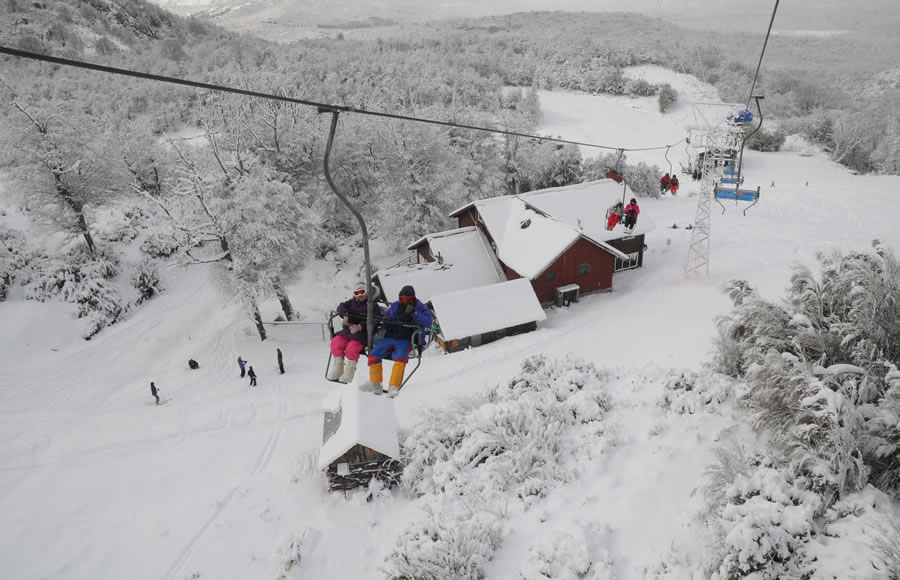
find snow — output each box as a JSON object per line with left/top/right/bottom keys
{"left": 430, "top": 278, "right": 546, "bottom": 342}
{"left": 3, "top": 65, "right": 900, "bottom": 580}
{"left": 377, "top": 227, "right": 506, "bottom": 303}
{"left": 317, "top": 385, "right": 400, "bottom": 470}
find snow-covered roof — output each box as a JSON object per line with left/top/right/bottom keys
{"left": 378, "top": 227, "right": 506, "bottom": 303}
{"left": 318, "top": 385, "right": 400, "bottom": 470}
{"left": 519, "top": 179, "right": 655, "bottom": 244}
{"left": 474, "top": 197, "right": 580, "bottom": 279}
{"left": 430, "top": 278, "right": 547, "bottom": 341}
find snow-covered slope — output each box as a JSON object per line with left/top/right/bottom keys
{"left": 2, "top": 68, "right": 900, "bottom": 579}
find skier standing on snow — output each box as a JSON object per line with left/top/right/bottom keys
{"left": 150, "top": 381, "right": 160, "bottom": 405}
{"left": 365, "top": 285, "right": 432, "bottom": 398}
{"left": 237, "top": 356, "right": 246, "bottom": 378}
{"left": 328, "top": 284, "right": 383, "bottom": 384}
{"left": 660, "top": 173, "right": 670, "bottom": 193}
{"left": 277, "top": 348, "right": 284, "bottom": 374}
{"left": 623, "top": 198, "right": 640, "bottom": 232}
{"left": 248, "top": 366, "right": 257, "bottom": 387}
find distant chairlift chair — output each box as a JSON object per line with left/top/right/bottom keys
{"left": 714, "top": 181, "right": 760, "bottom": 216}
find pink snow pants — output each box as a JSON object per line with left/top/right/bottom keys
{"left": 330, "top": 335, "right": 366, "bottom": 361}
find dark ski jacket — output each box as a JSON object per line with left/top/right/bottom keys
{"left": 150, "top": 383, "right": 158, "bottom": 396}
{"left": 237, "top": 357, "right": 245, "bottom": 370}
{"left": 247, "top": 368, "right": 256, "bottom": 379}
{"left": 383, "top": 298, "right": 433, "bottom": 342}
{"left": 277, "top": 349, "right": 283, "bottom": 363}
{"left": 336, "top": 297, "right": 382, "bottom": 344}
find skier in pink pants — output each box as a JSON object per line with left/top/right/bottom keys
{"left": 328, "top": 284, "right": 382, "bottom": 383}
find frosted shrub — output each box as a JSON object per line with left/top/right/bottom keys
{"left": 401, "top": 355, "right": 610, "bottom": 497}
{"left": 23, "top": 247, "right": 124, "bottom": 339}
{"left": 132, "top": 258, "right": 163, "bottom": 304}
{"left": 659, "top": 370, "right": 733, "bottom": 414}
{"left": 390, "top": 356, "right": 612, "bottom": 578}
{"left": 520, "top": 524, "right": 615, "bottom": 580}
{"left": 381, "top": 497, "right": 503, "bottom": 580}
{"left": 140, "top": 231, "right": 179, "bottom": 258}
{"left": 715, "top": 245, "right": 900, "bottom": 500}
{"left": 706, "top": 453, "right": 820, "bottom": 580}
{"left": 0, "top": 228, "right": 27, "bottom": 301}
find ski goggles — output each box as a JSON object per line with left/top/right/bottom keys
{"left": 353, "top": 288, "right": 367, "bottom": 297}
{"left": 398, "top": 295, "right": 415, "bottom": 305}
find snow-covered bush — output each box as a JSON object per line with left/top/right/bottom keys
{"left": 140, "top": 231, "right": 179, "bottom": 258}
{"left": 0, "top": 227, "right": 27, "bottom": 301}
{"left": 401, "top": 355, "right": 610, "bottom": 497}
{"left": 583, "top": 153, "right": 661, "bottom": 198}
{"left": 22, "top": 247, "right": 124, "bottom": 339}
{"left": 659, "top": 370, "right": 733, "bottom": 414}
{"left": 657, "top": 83, "right": 677, "bottom": 113}
{"left": 701, "top": 448, "right": 820, "bottom": 579}
{"left": 745, "top": 127, "right": 786, "bottom": 152}
{"left": 714, "top": 244, "right": 900, "bottom": 500}
{"left": 520, "top": 524, "right": 615, "bottom": 580}
{"left": 132, "top": 258, "right": 163, "bottom": 304}
{"left": 386, "top": 356, "right": 612, "bottom": 579}
{"left": 381, "top": 496, "right": 504, "bottom": 580}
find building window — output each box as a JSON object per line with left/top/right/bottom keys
{"left": 615, "top": 252, "right": 641, "bottom": 272}
{"left": 544, "top": 271, "right": 556, "bottom": 282}
{"left": 578, "top": 263, "right": 590, "bottom": 276}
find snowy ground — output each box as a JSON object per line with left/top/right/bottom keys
{"left": 2, "top": 68, "right": 900, "bottom": 579}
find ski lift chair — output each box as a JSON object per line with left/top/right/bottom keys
{"left": 715, "top": 182, "right": 761, "bottom": 216}
{"left": 324, "top": 311, "right": 431, "bottom": 389}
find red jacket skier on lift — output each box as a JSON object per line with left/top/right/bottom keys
{"left": 660, "top": 173, "right": 670, "bottom": 193}
{"left": 623, "top": 198, "right": 640, "bottom": 232}
{"left": 670, "top": 174, "right": 679, "bottom": 195}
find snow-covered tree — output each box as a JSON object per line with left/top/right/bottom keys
{"left": 8, "top": 103, "right": 128, "bottom": 256}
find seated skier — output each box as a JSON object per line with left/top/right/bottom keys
{"left": 328, "top": 283, "right": 382, "bottom": 384}
{"left": 623, "top": 197, "right": 640, "bottom": 233}
{"left": 606, "top": 200, "right": 624, "bottom": 230}
{"left": 365, "top": 285, "right": 432, "bottom": 398}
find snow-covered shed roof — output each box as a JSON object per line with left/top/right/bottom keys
{"left": 476, "top": 197, "right": 581, "bottom": 279}
{"left": 430, "top": 278, "right": 546, "bottom": 341}
{"left": 378, "top": 227, "right": 506, "bottom": 303}
{"left": 318, "top": 386, "right": 399, "bottom": 471}
{"left": 519, "top": 179, "right": 655, "bottom": 244}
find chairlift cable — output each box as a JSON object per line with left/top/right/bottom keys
{"left": 0, "top": 46, "right": 684, "bottom": 154}
{"left": 745, "top": 0, "right": 780, "bottom": 108}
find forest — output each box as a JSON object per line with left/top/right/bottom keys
{"left": 0, "top": 0, "right": 897, "bottom": 340}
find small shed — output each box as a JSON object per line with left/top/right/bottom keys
{"left": 429, "top": 278, "right": 546, "bottom": 352}
{"left": 318, "top": 386, "right": 402, "bottom": 491}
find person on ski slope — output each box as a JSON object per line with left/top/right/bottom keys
{"left": 247, "top": 366, "right": 257, "bottom": 387}
{"left": 659, "top": 173, "right": 670, "bottom": 193}
{"left": 365, "top": 285, "right": 432, "bottom": 398}
{"left": 277, "top": 348, "right": 284, "bottom": 374}
{"left": 606, "top": 200, "right": 624, "bottom": 230}
{"left": 670, "top": 174, "right": 679, "bottom": 195}
{"left": 329, "top": 283, "right": 383, "bottom": 384}
{"left": 623, "top": 197, "right": 640, "bottom": 232}
{"left": 237, "top": 355, "right": 246, "bottom": 378}
{"left": 150, "top": 381, "right": 160, "bottom": 405}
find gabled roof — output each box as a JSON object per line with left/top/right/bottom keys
{"left": 318, "top": 386, "right": 399, "bottom": 470}
{"left": 378, "top": 227, "right": 506, "bottom": 304}
{"left": 448, "top": 185, "right": 634, "bottom": 279}
{"left": 517, "top": 179, "right": 655, "bottom": 244}
{"left": 430, "top": 278, "right": 546, "bottom": 341}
